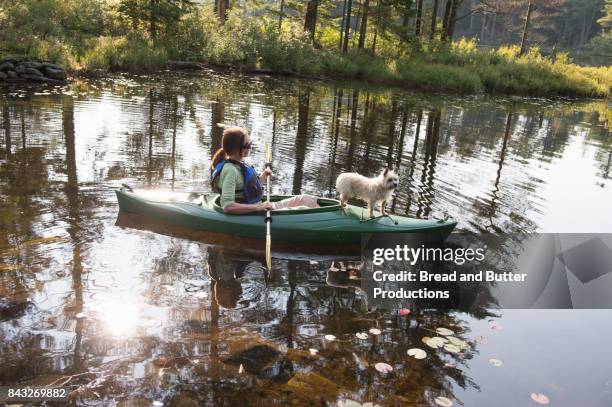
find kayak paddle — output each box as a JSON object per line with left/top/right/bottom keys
{"left": 264, "top": 142, "right": 273, "bottom": 271}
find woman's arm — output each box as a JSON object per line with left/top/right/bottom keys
{"left": 259, "top": 168, "right": 273, "bottom": 181}
{"left": 223, "top": 201, "right": 273, "bottom": 214}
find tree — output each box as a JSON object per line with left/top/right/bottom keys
{"left": 430, "top": 0, "right": 439, "bottom": 40}
{"left": 304, "top": 0, "right": 319, "bottom": 41}
{"left": 415, "top": 0, "right": 423, "bottom": 35}
{"left": 442, "top": 0, "right": 462, "bottom": 41}
{"left": 598, "top": 0, "right": 612, "bottom": 29}
{"left": 215, "top": 0, "right": 230, "bottom": 23}
{"left": 278, "top": 0, "right": 285, "bottom": 29}
{"left": 519, "top": 0, "right": 534, "bottom": 55}
{"left": 118, "top": 0, "right": 193, "bottom": 40}
{"left": 582, "top": 0, "right": 612, "bottom": 65}
{"left": 342, "top": 0, "right": 354, "bottom": 52}
{"left": 358, "top": 0, "right": 371, "bottom": 48}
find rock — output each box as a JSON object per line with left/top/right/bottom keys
{"left": 0, "top": 71, "right": 6, "bottom": 80}
{"left": 6, "top": 71, "right": 17, "bottom": 79}
{"left": 222, "top": 344, "right": 280, "bottom": 374}
{"left": 15, "top": 64, "right": 25, "bottom": 74}
{"left": 286, "top": 371, "right": 340, "bottom": 400}
{"left": 19, "top": 74, "right": 46, "bottom": 82}
{"left": 0, "top": 62, "right": 15, "bottom": 71}
{"left": 44, "top": 66, "right": 66, "bottom": 80}
{"left": 25, "top": 67, "right": 43, "bottom": 77}
{"left": 23, "top": 61, "right": 43, "bottom": 69}
{"left": 1, "top": 55, "right": 25, "bottom": 64}
{"left": 168, "top": 61, "right": 206, "bottom": 70}
{"left": 42, "top": 62, "right": 62, "bottom": 70}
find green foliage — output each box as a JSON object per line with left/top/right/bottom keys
{"left": 0, "top": 0, "right": 609, "bottom": 98}
{"left": 598, "top": 0, "right": 612, "bottom": 29}
{"left": 117, "top": 0, "right": 193, "bottom": 38}
{"left": 80, "top": 36, "right": 168, "bottom": 71}
{"left": 581, "top": 32, "right": 612, "bottom": 66}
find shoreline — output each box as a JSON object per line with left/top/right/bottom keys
{"left": 1, "top": 58, "right": 608, "bottom": 101}
{"left": 63, "top": 61, "right": 610, "bottom": 100}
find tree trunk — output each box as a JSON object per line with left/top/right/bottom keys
{"left": 442, "top": 0, "right": 453, "bottom": 41}
{"left": 217, "top": 0, "right": 229, "bottom": 23}
{"left": 304, "top": 0, "right": 319, "bottom": 42}
{"left": 339, "top": 0, "right": 348, "bottom": 50}
{"left": 293, "top": 90, "right": 310, "bottom": 195}
{"left": 278, "top": 0, "right": 285, "bottom": 29}
{"left": 358, "top": 0, "right": 371, "bottom": 49}
{"left": 342, "top": 0, "right": 354, "bottom": 53}
{"left": 150, "top": 0, "right": 157, "bottom": 42}
{"left": 519, "top": 0, "right": 533, "bottom": 56}
{"left": 3, "top": 105, "right": 10, "bottom": 159}
{"left": 415, "top": 0, "right": 423, "bottom": 36}
{"left": 372, "top": 0, "right": 383, "bottom": 54}
{"left": 430, "top": 0, "right": 439, "bottom": 41}
{"left": 480, "top": 12, "right": 487, "bottom": 41}
{"left": 447, "top": 0, "right": 460, "bottom": 41}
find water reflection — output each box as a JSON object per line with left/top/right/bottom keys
{"left": 0, "top": 72, "right": 611, "bottom": 405}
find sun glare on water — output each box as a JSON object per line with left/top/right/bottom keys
{"left": 99, "top": 301, "right": 141, "bottom": 336}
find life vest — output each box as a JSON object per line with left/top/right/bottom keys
{"left": 211, "top": 159, "right": 264, "bottom": 204}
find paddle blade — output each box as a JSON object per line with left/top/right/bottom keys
{"left": 265, "top": 142, "right": 272, "bottom": 163}
{"left": 265, "top": 235, "right": 271, "bottom": 270}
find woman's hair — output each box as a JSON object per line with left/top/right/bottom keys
{"left": 211, "top": 126, "right": 248, "bottom": 169}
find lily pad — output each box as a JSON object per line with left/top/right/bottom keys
{"left": 324, "top": 334, "right": 337, "bottom": 341}
{"left": 475, "top": 335, "right": 490, "bottom": 345}
{"left": 407, "top": 348, "right": 427, "bottom": 359}
{"left": 374, "top": 362, "right": 393, "bottom": 373}
{"left": 356, "top": 332, "right": 369, "bottom": 340}
{"left": 369, "top": 328, "right": 382, "bottom": 335}
{"left": 443, "top": 343, "right": 461, "bottom": 353}
{"left": 436, "top": 327, "right": 454, "bottom": 336}
{"left": 434, "top": 397, "right": 453, "bottom": 407}
{"left": 530, "top": 393, "right": 550, "bottom": 405}
{"left": 446, "top": 336, "right": 469, "bottom": 349}
{"left": 423, "top": 336, "right": 446, "bottom": 349}
{"left": 489, "top": 358, "right": 503, "bottom": 367}
{"left": 488, "top": 320, "right": 503, "bottom": 331}
{"left": 434, "top": 396, "right": 453, "bottom": 407}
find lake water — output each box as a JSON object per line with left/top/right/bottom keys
{"left": 1, "top": 71, "right": 611, "bottom": 406}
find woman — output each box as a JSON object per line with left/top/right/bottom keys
{"left": 210, "top": 126, "right": 318, "bottom": 214}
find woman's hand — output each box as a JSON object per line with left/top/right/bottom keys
{"left": 256, "top": 202, "right": 274, "bottom": 211}
{"left": 260, "top": 168, "right": 273, "bottom": 180}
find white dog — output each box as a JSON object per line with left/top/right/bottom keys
{"left": 336, "top": 168, "right": 399, "bottom": 218}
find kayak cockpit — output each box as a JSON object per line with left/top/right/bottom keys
{"left": 208, "top": 194, "right": 343, "bottom": 215}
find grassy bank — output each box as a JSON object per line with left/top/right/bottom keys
{"left": 1, "top": 4, "right": 610, "bottom": 98}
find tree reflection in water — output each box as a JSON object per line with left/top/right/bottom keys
{"left": 0, "top": 72, "right": 610, "bottom": 405}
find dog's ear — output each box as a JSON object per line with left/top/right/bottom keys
{"left": 394, "top": 167, "right": 400, "bottom": 175}
{"left": 383, "top": 168, "right": 389, "bottom": 176}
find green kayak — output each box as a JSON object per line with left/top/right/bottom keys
{"left": 115, "top": 188, "right": 457, "bottom": 245}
